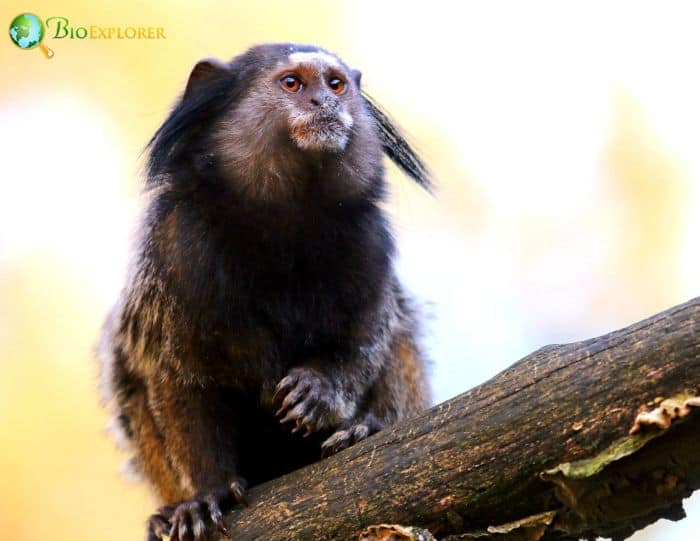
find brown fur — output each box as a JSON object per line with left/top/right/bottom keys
{"left": 99, "top": 43, "right": 432, "bottom": 541}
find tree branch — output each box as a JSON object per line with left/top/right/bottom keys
{"left": 224, "top": 297, "right": 700, "bottom": 540}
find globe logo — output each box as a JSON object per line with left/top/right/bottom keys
{"left": 9, "top": 13, "right": 54, "bottom": 58}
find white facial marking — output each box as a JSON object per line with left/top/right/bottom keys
{"left": 339, "top": 110, "right": 354, "bottom": 128}
{"left": 288, "top": 51, "right": 341, "bottom": 70}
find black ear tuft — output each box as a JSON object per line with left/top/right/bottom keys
{"left": 184, "top": 57, "right": 231, "bottom": 99}
{"left": 362, "top": 93, "right": 432, "bottom": 191}
{"left": 145, "top": 58, "right": 238, "bottom": 180}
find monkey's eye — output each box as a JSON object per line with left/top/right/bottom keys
{"left": 328, "top": 78, "right": 346, "bottom": 95}
{"left": 280, "top": 75, "right": 303, "bottom": 93}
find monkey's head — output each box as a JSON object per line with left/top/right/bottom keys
{"left": 147, "top": 43, "right": 430, "bottom": 203}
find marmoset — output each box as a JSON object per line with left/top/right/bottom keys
{"left": 99, "top": 43, "right": 432, "bottom": 541}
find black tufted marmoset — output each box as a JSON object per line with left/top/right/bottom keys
{"left": 98, "top": 43, "right": 432, "bottom": 541}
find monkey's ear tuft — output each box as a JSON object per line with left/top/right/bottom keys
{"left": 146, "top": 57, "right": 238, "bottom": 179}
{"left": 352, "top": 69, "right": 362, "bottom": 87}
{"left": 362, "top": 93, "right": 433, "bottom": 192}
{"left": 184, "top": 57, "right": 231, "bottom": 99}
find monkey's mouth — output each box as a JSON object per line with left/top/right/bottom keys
{"left": 289, "top": 111, "right": 353, "bottom": 152}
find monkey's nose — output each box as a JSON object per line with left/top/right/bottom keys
{"left": 309, "top": 91, "right": 331, "bottom": 107}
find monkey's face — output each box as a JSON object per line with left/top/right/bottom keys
{"left": 207, "top": 45, "right": 383, "bottom": 202}
{"left": 269, "top": 51, "right": 359, "bottom": 152}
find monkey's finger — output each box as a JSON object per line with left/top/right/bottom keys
{"left": 146, "top": 520, "right": 169, "bottom": 541}
{"left": 321, "top": 438, "right": 342, "bottom": 458}
{"left": 189, "top": 501, "right": 205, "bottom": 531}
{"left": 351, "top": 423, "right": 370, "bottom": 441}
{"left": 291, "top": 407, "right": 318, "bottom": 436}
{"left": 169, "top": 508, "right": 187, "bottom": 541}
{"left": 150, "top": 514, "right": 171, "bottom": 533}
{"left": 272, "top": 374, "right": 299, "bottom": 403}
{"left": 204, "top": 494, "right": 227, "bottom": 535}
{"left": 275, "top": 381, "right": 311, "bottom": 417}
{"left": 230, "top": 479, "right": 249, "bottom": 506}
{"left": 178, "top": 512, "right": 193, "bottom": 541}
{"left": 272, "top": 388, "right": 286, "bottom": 405}
{"left": 321, "top": 430, "right": 351, "bottom": 457}
{"left": 291, "top": 418, "right": 304, "bottom": 433}
{"left": 279, "top": 410, "right": 296, "bottom": 425}
{"left": 168, "top": 520, "right": 180, "bottom": 541}
{"left": 321, "top": 431, "right": 344, "bottom": 448}
{"left": 298, "top": 409, "right": 318, "bottom": 436}
{"left": 192, "top": 515, "right": 207, "bottom": 541}
{"left": 326, "top": 439, "right": 346, "bottom": 457}
{"left": 279, "top": 403, "right": 307, "bottom": 425}
{"left": 146, "top": 514, "right": 171, "bottom": 539}
{"left": 190, "top": 511, "right": 206, "bottom": 541}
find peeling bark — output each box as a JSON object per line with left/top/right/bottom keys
{"left": 358, "top": 524, "right": 437, "bottom": 541}
{"left": 223, "top": 297, "right": 700, "bottom": 540}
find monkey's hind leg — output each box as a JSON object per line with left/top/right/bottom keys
{"left": 112, "top": 381, "right": 213, "bottom": 541}
{"left": 321, "top": 332, "right": 431, "bottom": 457}
{"left": 142, "top": 382, "right": 250, "bottom": 541}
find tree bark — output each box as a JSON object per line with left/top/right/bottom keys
{"left": 224, "top": 297, "right": 700, "bottom": 540}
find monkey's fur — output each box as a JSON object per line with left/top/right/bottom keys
{"left": 99, "top": 43, "right": 431, "bottom": 541}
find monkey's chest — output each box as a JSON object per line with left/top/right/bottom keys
{"left": 253, "top": 267, "right": 367, "bottom": 350}
{"left": 237, "top": 237, "right": 380, "bottom": 338}
{"left": 201, "top": 215, "right": 390, "bottom": 380}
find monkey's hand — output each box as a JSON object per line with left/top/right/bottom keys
{"left": 146, "top": 478, "right": 247, "bottom": 541}
{"left": 273, "top": 367, "right": 354, "bottom": 436}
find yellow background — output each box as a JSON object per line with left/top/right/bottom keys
{"left": 1, "top": 1, "right": 699, "bottom": 540}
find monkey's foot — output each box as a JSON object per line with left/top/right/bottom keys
{"left": 273, "top": 367, "right": 346, "bottom": 435}
{"left": 321, "top": 414, "right": 385, "bottom": 457}
{"left": 145, "top": 479, "right": 247, "bottom": 541}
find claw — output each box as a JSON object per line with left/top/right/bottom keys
{"left": 321, "top": 422, "right": 375, "bottom": 457}
{"left": 169, "top": 522, "right": 179, "bottom": 541}
{"left": 146, "top": 511, "right": 172, "bottom": 541}
{"left": 280, "top": 403, "right": 307, "bottom": 426}
{"left": 290, "top": 417, "right": 304, "bottom": 433}
{"left": 354, "top": 424, "right": 370, "bottom": 440}
{"left": 280, "top": 411, "right": 295, "bottom": 425}
{"left": 272, "top": 374, "right": 297, "bottom": 404}
{"left": 299, "top": 412, "right": 316, "bottom": 437}
{"left": 177, "top": 515, "right": 189, "bottom": 541}
{"left": 191, "top": 514, "right": 206, "bottom": 540}
{"left": 275, "top": 381, "right": 311, "bottom": 416}
{"left": 204, "top": 494, "right": 227, "bottom": 535}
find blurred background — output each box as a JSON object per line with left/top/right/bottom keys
{"left": 1, "top": 1, "right": 699, "bottom": 539}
